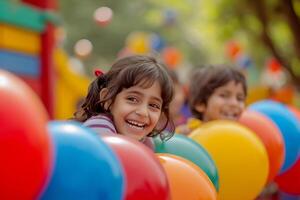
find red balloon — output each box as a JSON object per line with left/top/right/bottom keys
{"left": 267, "top": 58, "right": 281, "bottom": 73}
{"left": 274, "top": 106, "right": 300, "bottom": 194}
{"left": 275, "top": 158, "right": 300, "bottom": 195}
{"left": 239, "top": 110, "right": 285, "bottom": 182}
{"left": 0, "top": 70, "right": 53, "bottom": 199}
{"left": 100, "top": 134, "right": 170, "bottom": 200}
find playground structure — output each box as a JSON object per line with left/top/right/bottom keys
{"left": 0, "top": 0, "right": 90, "bottom": 119}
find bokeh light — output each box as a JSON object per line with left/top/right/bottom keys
{"left": 74, "top": 39, "right": 93, "bottom": 58}
{"left": 94, "top": 6, "right": 113, "bottom": 26}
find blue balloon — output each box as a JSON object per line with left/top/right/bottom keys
{"left": 236, "top": 54, "right": 252, "bottom": 69}
{"left": 150, "top": 34, "right": 165, "bottom": 52}
{"left": 249, "top": 100, "right": 300, "bottom": 173}
{"left": 40, "top": 121, "right": 124, "bottom": 200}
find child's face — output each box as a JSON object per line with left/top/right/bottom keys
{"left": 110, "top": 81, "right": 163, "bottom": 141}
{"left": 195, "top": 80, "right": 246, "bottom": 122}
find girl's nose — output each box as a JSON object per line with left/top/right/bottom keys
{"left": 135, "top": 105, "right": 149, "bottom": 117}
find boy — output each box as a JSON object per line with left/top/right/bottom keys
{"left": 176, "top": 65, "right": 247, "bottom": 134}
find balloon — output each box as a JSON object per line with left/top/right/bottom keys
{"left": 226, "top": 41, "right": 241, "bottom": 60}
{"left": 162, "top": 47, "right": 182, "bottom": 68}
{"left": 101, "top": 134, "right": 170, "bottom": 200}
{"left": 0, "top": 70, "right": 53, "bottom": 199}
{"left": 267, "top": 57, "right": 282, "bottom": 73}
{"left": 41, "top": 121, "right": 124, "bottom": 200}
{"left": 190, "top": 120, "right": 269, "bottom": 200}
{"left": 126, "top": 32, "right": 150, "bottom": 54}
{"left": 157, "top": 153, "right": 217, "bottom": 200}
{"left": 270, "top": 85, "right": 295, "bottom": 105}
{"left": 163, "top": 9, "right": 177, "bottom": 26}
{"left": 236, "top": 54, "right": 252, "bottom": 69}
{"left": 150, "top": 33, "right": 165, "bottom": 52}
{"left": 153, "top": 134, "right": 219, "bottom": 190}
{"left": 288, "top": 105, "right": 300, "bottom": 124}
{"left": 249, "top": 100, "right": 300, "bottom": 173}
{"left": 275, "top": 158, "right": 300, "bottom": 195}
{"left": 239, "top": 110, "right": 285, "bottom": 182}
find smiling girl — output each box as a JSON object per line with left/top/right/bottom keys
{"left": 74, "top": 55, "right": 175, "bottom": 143}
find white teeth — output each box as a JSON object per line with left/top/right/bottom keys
{"left": 127, "top": 120, "right": 145, "bottom": 128}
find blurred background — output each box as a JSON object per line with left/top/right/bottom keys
{"left": 1, "top": 1, "right": 300, "bottom": 200}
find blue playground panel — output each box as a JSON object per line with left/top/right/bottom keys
{"left": 0, "top": 50, "right": 40, "bottom": 76}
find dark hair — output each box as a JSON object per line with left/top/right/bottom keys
{"left": 168, "top": 69, "right": 180, "bottom": 84}
{"left": 189, "top": 65, "right": 247, "bottom": 120}
{"left": 74, "top": 55, "right": 175, "bottom": 140}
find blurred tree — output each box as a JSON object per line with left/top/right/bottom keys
{"left": 206, "top": 0, "right": 300, "bottom": 89}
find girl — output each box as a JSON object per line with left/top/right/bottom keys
{"left": 74, "top": 55, "right": 175, "bottom": 142}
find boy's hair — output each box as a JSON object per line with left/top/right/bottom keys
{"left": 189, "top": 65, "right": 247, "bottom": 120}
{"left": 74, "top": 55, "right": 175, "bottom": 139}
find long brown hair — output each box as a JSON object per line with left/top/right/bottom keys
{"left": 74, "top": 55, "right": 175, "bottom": 140}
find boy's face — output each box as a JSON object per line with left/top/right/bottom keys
{"left": 195, "top": 81, "right": 246, "bottom": 122}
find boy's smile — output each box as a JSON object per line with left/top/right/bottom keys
{"left": 195, "top": 80, "right": 246, "bottom": 122}
{"left": 109, "top": 81, "right": 162, "bottom": 141}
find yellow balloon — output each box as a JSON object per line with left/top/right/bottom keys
{"left": 189, "top": 120, "right": 269, "bottom": 200}
{"left": 126, "top": 31, "right": 150, "bottom": 54}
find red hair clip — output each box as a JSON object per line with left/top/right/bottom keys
{"left": 94, "top": 69, "right": 104, "bottom": 77}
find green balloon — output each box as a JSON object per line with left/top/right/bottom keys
{"left": 154, "top": 133, "right": 219, "bottom": 191}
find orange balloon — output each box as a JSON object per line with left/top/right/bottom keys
{"left": 162, "top": 47, "right": 182, "bottom": 68}
{"left": 157, "top": 153, "right": 217, "bottom": 200}
{"left": 239, "top": 110, "right": 285, "bottom": 182}
{"left": 288, "top": 105, "right": 300, "bottom": 120}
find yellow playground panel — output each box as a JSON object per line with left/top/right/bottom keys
{"left": 0, "top": 24, "right": 41, "bottom": 55}
{"left": 54, "top": 48, "right": 90, "bottom": 119}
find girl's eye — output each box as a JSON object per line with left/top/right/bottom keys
{"left": 127, "top": 96, "right": 138, "bottom": 103}
{"left": 150, "top": 103, "right": 161, "bottom": 110}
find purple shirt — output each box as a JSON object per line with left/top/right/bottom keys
{"left": 83, "top": 114, "right": 154, "bottom": 150}
{"left": 83, "top": 114, "right": 116, "bottom": 134}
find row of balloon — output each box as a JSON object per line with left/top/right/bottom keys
{"left": 0, "top": 69, "right": 213, "bottom": 200}
{"left": 2, "top": 69, "right": 299, "bottom": 200}
{"left": 118, "top": 31, "right": 183, "bottom": 69}
{"left": 158, "top": 99, "right": 300, "bottom": 199}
